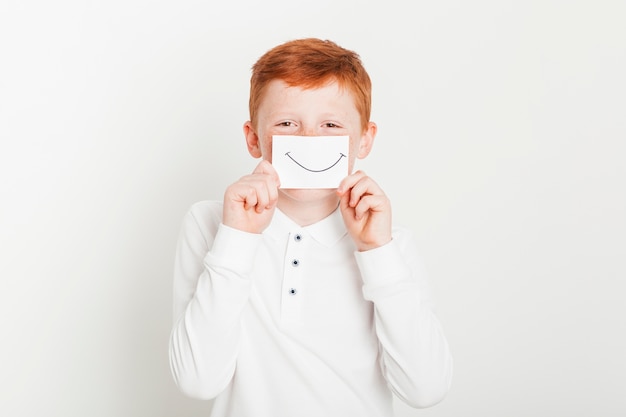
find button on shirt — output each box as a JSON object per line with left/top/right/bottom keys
{"left": 169, "top": 201, "right": 453, "bottom": 417}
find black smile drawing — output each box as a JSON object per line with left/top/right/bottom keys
{"left": 284, "top": 152, "right": 347, "bottom": 173}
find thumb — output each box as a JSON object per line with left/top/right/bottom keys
{"left": 254, "top": 160, "right": 280, "bottom": 184}
{"left": 338, "top": 188, "right": 354, "bottom": 218}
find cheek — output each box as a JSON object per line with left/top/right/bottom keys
{"left": 261, "top": 136, "right": 274, "bottom": 161}
{"left": 347, "top": 136, "right": 364, "bottom": 173}
{"left": 349, "top": 136, "right": 362, "bottom": 157}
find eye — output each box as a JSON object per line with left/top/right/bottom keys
{"left": 277, "top": 121, "right": 295, "bottom": 127}
{"left": 323, "top": 122, "right": 342, "bottom": 128}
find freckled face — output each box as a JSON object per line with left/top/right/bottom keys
{"left": 250, "top": 79, "right": 371, "bottom": 174}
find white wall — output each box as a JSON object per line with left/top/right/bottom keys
{"left": 1, "top": 1, "right": 624, "bottom": 416}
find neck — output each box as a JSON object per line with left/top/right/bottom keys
{"left": 277, "top": 190, "right": 340, "bottom": 226}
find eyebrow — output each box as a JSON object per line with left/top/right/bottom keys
{"left": 267, "top": 112, "right": 348, "bottom": 121}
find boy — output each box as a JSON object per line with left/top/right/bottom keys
{"left": 169, "top": 38, "right": 453, "bottom": 417}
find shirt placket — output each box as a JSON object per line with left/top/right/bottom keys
{"left": 280, "top": 230, "right": 306, "bottom": 326}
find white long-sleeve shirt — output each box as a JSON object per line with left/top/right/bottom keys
{"left": 169, "top": 201, "right": 453, "bottom": 417}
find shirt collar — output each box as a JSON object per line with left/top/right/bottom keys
{"left": 264, "top": 206, "right": 347, "bottom": 247}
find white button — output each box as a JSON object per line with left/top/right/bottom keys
{"left": 289, "top": 288, "right": 297, "bottom": 295}
{"left": 292, "top": 259, "right": 300, "bottom": 267}
{"left": 294, "top": 234, "right": 303, "bottom": 242}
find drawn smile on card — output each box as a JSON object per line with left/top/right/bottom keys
{"left": 284, "top": 152, "right": 347, "bottom": 173}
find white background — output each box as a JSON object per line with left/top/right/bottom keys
{"left": 1, "top": 1, "right": 624, "bottom": 416}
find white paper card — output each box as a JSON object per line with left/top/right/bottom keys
{"left": 272, "top": 135, "right": 349, "bottom": 189}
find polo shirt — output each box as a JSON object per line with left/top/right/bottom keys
{"left": 169, "top": 201, "right": 453, "bottom": 417}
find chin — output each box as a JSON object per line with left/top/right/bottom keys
{"left": 279, "top": 188, "right": 338, "bottom": 202}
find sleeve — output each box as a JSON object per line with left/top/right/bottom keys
{"left": 354, "top": 229, "right": 454, "bottom": 408}
{"left": 168, "top": 203, "right": 263, "bottom": 399}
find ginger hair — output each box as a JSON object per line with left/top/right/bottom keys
{"left": 249, "top": 38, "right": 372, "bottom": 131}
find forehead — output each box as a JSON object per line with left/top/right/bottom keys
{"left": 258, "top": 79, "right": 358, "bottom": 114}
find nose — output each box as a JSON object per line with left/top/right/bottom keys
{"left": 301, "top": 126, "right": 317, "bottom": 137}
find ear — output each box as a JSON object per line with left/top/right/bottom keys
{"left": 357, "top": 122, "right": 377, "bottom": 159}
{"left": 243, "top": 121, "right": 263, "bottom": 158}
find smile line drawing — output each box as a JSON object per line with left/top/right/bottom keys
{"left": 284, "top": 152, "right": 347, "bottom": 173}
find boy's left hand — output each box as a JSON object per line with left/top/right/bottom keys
{"left": 337, "top": 171, "right": 392, "bottom": 252}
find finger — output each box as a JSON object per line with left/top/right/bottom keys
{"left": 339, "top": 184, "right": 353, "bottom": 212}
{"left": 264, "top": 175, "right": 279, "bottom": 208}
{"left": 241, "top": 185, "right": 259, "bottom": 211}
{"left": 245, "top": 173, "right": 278, "bottom": 210}
{"left": 354, "top": 195, "right": 388, "bottom": 220}
{"left": 337, "top": 170, "right": 367, "bottom": 196}
{"left": 348, "top": 176, "right": 384, "bottom": 208}
{"left": 253, "top": 181, "right": 271, "bottom": 213}
{"left": 240, "top": 177, "right": 274, "bottom": 212}
{"left": 232, "top": 172, "right": 277, "bottom": 211}
{"left": 254, "top": 159, "right": 281, "bottom": 186}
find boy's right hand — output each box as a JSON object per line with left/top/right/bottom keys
{"left": 222, "top": 160, "right": 280, "bottom": 234}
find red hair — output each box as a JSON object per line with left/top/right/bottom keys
{"left": 249, "top": 38, "right": 372, "bottom": 131}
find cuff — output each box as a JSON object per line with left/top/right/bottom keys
{"left": 204, "top": 223, "right": 263, "bottom": 277}
{"left": 355, "top": 239, "right": 414, "bottom": 299}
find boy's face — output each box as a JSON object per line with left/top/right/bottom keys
{"left": 244, "top": 79, "right": 376, "bottom": 178}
